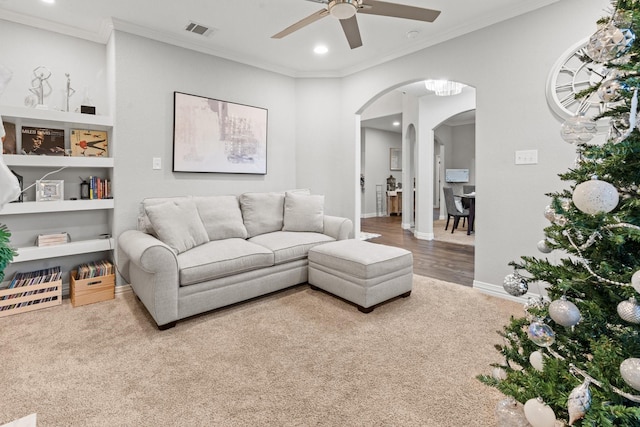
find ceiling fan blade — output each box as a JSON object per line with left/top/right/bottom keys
{"left": 339, "top": 15, "right": 363, "bottom": 49}
{"left": 359, "top": 0, "right": 441, "bottom": 22}
{"left": 271, "top": 8, "right": 330, "bottom": 39}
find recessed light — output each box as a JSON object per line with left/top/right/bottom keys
{"left": 41, "top": 0, "right": 55, "bottom": 4}
{"left": 406, "top": 30, "right": 420, "bottom": 39}
{"left": 393, "top": 121, "right": 400, "bottom": 126}
{"left": 314, "top": 45, "right": 328, "bottom": 55}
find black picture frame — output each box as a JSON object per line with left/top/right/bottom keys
{"left": 172, "top": 91, "right": 268, "bottom": 174}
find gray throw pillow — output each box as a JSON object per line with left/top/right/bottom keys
{"left": 194, "top": 195, "right": 248, "bottom": 241}
{"left": 240, "top": 192, "right": 286, "bottom": 238}
{"left": 282, "top": 192, "right": 324, "bottom": 233}
{"left": 144, "top": 198, "right": 209, "bottom": 254}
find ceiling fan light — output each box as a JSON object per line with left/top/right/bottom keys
{"left": 424, "top": 79, "right": 466, "bottom": 96}
{"left": 329, "top": 0, "right": 358, "bottom": 20}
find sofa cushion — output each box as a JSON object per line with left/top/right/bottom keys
{"left": 178, "top": 238, "right": 275, "bottom": 286}
{"left": 249, "top": 231, "right": 335, "bottom": 265}
{"left": 283, "top": 192, "right": 324, "bottom": 233}
{"left": 193, "top": 195, "right": 248, "bottom": 241}
{"left": 240, "top": 192, "right": 286, "bottom": 238}
{"left": 144, "top": 198, "right": 209, "bottom": 254}
{"left": 138, "top": 196, "right": 190, "bottom": 235}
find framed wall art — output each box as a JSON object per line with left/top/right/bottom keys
{"left": 36, "top": 180, "right": 64, "bottom": 202}
{"left": 173, "top": 91, "right": 268, "bottom": 174}
{"left": 390, "top": 148, "right": 402, "bottom": 171}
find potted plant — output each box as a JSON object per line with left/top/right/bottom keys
{"left": 0, "top": 223, "right": 16, "bottom": 283}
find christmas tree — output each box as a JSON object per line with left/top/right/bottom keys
{"left": 479, "top": 1, "right": 640, "bottom": 426}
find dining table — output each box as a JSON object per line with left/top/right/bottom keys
{"left": 460, "top": 193, "right": 475, "bottom": 235}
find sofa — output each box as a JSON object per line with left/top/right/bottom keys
{"left": 117, "top": 190, "right": 353, "bottom": 329}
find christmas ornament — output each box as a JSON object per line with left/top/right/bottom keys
{"left": 597, "top": 72, "right": 628, "bottom": 102}
{"left": 617, "top": 297, "right": 640, "bottom": 324}
{"left": 492, "top": 367, "right": 507, "bottom": 381}
{"left": 537, "top": 239, "right": 553, "bottom": 253}
{"left": 586, "top": 22, "right": 636, "bottom": 63}
{"left": 567, "top": 380, "right": 591, "bottom": 425}
{"left": 524, "top": 397, "right": 557, "bottom": 427}
{"left": 560, "top": 115, "right": 597, "bottom": 144}
{"left": 549, "top": 296, "right": 581, "bottom": 327}
{"left": 631, "top": 270, "right": 640, "bottom": 293}
{"left": 504, "top": 273, "right": 529, "bottom": 297}
{"left": 620, "top": 358, "right": 640, "bottom": 391}
{"left": 495, "top": 397, "right": 530, "bottom": 427}
{"left": 572, "top": 177, "right": 619, "bottom": 214}
{"left": 544, "top": 205, "right": 557, "bottom": 222}
{"left": 609, "top": 115, "right": 631, "bottom": 144}
{"left": 527, "top": 319, "right": 556, "bottom": 347}
{"left": 530, "top": 350, "right": 545, "bottom": 371}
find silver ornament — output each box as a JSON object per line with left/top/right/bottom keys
{"left": 560, "top": 115, "right": 598, "bottom": 144}
{"left": 549, "top": 296, "right": 581, "bottom": 327}
{"left": 527, "top": 319, "right": 556, "bottom": 347}
{"left": 631, "top": 270, "right": 640, "bottom": 293}
{"left": 586, "top": 23, "right": 636, "bottom": 63}
{"left": 504, "top": 273, "right": 529, "bottom": 297}
{"left": 544, "top": 205, "right": 556, "bottom": 222}
{"left": 537, "top": 239, "right": 553, "bottom": 253}
{"left": 617, "top": 297, "right": 640, "bottom": 324}
{"left": 620, "top": 358, "right": 640, "bottom": 392}
{"left": 492, "top": 367, "right": 507, "bottom": 381}
{"left": 568, "top": 380, "right": 591, "bottom": 425}
{"left": 572, "top": 178, "right": 619, "bottom": 214}
{"left": 495, "top": 397, "right": 530, "bottom": 427}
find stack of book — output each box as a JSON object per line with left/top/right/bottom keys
{"left": 88, "top": 176, "right": 112, "bottom": 200}
{"left": 36, "top": 232, "right": 69, "bottom": 247}
{"left": 0, "top": 266, "right": 62, "bottom": 311}
{"left": 75, "top": 260, "right": 114, "bottom": 279}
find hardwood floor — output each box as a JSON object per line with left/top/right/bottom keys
{"left": 361, "top": 216, "right": 475, "bottom": 287}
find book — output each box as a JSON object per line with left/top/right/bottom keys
{"left": 21, "top": 126, "right": 65, "bottom": 155}
{"left": 70, "top": 129, "right": 108, "bottom": 157}
{"left": 36, "top": 232, "right": 69, "bottom": 247}
{"left": 2, "top": 121, "right": 16, "bottom": 154}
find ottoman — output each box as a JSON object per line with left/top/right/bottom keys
{"left": 308, "top": 239, "right": 413, "bottom": 313}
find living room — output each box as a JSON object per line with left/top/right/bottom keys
{"left": 0, "top": 0, "right": 620, "bottom": 425}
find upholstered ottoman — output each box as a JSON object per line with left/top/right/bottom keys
{"left": 308, "top": 239, "right": 413, "bottom": 312}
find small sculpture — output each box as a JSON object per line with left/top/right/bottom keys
{"left": 27, "top": 66, "right": 52, "bottom": 109}
{"left": 386, "top": 175, "right": 396, "bottom": 191}
{"left": 65, "top": 73, "right": 75, "bottom": 112}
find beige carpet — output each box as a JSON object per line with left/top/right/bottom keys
{"left": 433, "top": 219, "right": 475, "bottom": 246}
{"left": 0, "top": 276, "right": 518, "bottom": 426}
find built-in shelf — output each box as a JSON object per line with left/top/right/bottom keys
{"left": 3, "top": 154, "right": 113, "bottom": 168}
{"left": 0, "top": 199, "right": 114, "bottom": 215}
{"left": 0, "top": 105, "right": 112, "bottom": 129}
{"left": 13, "top": 238, "right": 115, "bottom": 263}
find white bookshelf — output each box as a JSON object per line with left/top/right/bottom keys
{"left": 1, "top": 105, "right": 115, "bottom": 267}
{"left": 13, "top": 238, "right": 115, "bottom": 263}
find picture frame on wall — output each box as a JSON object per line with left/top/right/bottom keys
{"left": 172, "top": 91, "right": 268, "bottom": 174}
{"left": 390, "top": 148, "right": 402, "bottom": 171}
{"left": 36, "top": 180, "right": 64, "bottom": 202}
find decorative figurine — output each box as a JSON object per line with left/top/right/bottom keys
{"left": 26, "top": 66, "right": 52, "bottom": 109}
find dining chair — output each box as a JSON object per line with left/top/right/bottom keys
{"left": 443, "top": 186, "right": 469, "bottom": 233}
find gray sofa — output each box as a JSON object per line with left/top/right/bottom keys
{"left": 117, "top": 190, "right": 353, "bottom": 329}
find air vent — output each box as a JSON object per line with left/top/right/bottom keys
{"left": 185, "top": 21, "right": 214, "bottom": 37}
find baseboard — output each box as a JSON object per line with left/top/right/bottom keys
{"left": 361, "top": 212, "right": 381, "bottom": 218}
{"left": 414, "top": 230, "right": 434, "bottom": 240}
{"left": 473, "top": 280, "right": 543, "bottom": 303}
{"left": 115, "top": 284, "right": 133, "bottom": 296}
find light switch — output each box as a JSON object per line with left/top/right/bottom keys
{"left": 152, "top": 157, "right": 162, "bottom": 170}
{"left": 515, "top": 150, "right": 538, "bottom": 165}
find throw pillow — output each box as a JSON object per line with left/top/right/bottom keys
{"left": 282, "top": 192, "right": 324, "bottom": 233}
{"left": 240, "top": 192, "right": 286, "bottom": 238}
{"left": 144, "top": 198, "right": 209, "bottom": 254}
{"left": 194, "top": 195, "right": 248, "bottom": 241}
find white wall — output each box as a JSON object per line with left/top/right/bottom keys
{"left": 0, "top": 20, "right": 107, "bottom": 114}
{"left": 361, "top": 128, "right": 402, "bottom": 217}
{"left": 296, "top": 0, "right": 610, "bottom": 296}
{"left": 111, "top": 31, "right": 298, "bottom": 241}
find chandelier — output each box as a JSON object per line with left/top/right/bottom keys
{"left": 424, "top": 79, "right": 466, "bottom": 96}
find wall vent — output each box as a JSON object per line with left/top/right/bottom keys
{"left": 185, "top": 21, "right": 214, "bottom": 37}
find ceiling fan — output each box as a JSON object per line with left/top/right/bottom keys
{"left": 272, "top": 0, "right": 441, "bottom": 49}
